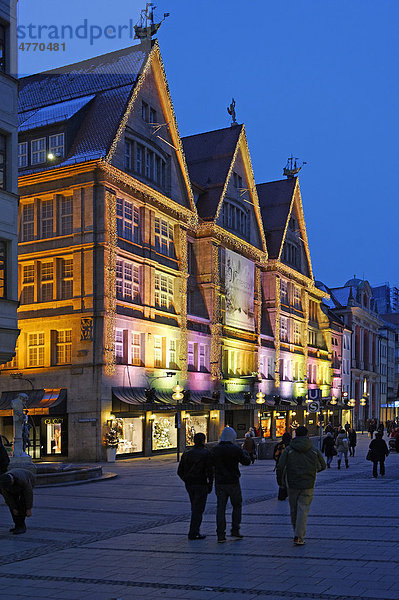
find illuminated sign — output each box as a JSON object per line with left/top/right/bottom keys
{"left": 225, "top": 249, "right": 254, "bottom": 331}
{"left": 44, "top": 418, "right": 64, "bottom": 424}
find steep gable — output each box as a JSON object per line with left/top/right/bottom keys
{"left": 258, "top": 178, "right": 312, "bottom": 279}
{"left": 108, "top": 41, "right": 195, "bottom": 211}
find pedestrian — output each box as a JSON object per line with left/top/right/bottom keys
{"left": 0, "top": 468, "right": 36, "bottom": 534}
{"left": 377, "top": 422, "right": 384, "bottom": 436}
{"left": 335, "top": 429, "right": 349, "bottom": 469}
{"left": 0, "top": 436, "right": 9, "bottom": 474}
{"left": 276, "top": 426, "right": 326, "bottom": 546}
{"left": 348, "top": 428, "right": 357, "bottom": 457}
{"left": 273, "top": 432, "right": 292, "bottom": 500}
{"left": 321, "top": 432, "right": 336, "bottom": 468}
{"left": 210, "top": 426, "right": 251, "bottom": 543}
{"left": 324, "top": 422, "right": 333, "bottom": 434}
{"left": 368, "top": 431, "right": 389, "bottom": 478}
{"left": 177, "top": 432, "right": 213, "bottom": 540}
{"left": 242, "top": 432, "right": 257, "bottom": 464}
{"left": 344, "top": 422, "right": 350, "bottom": 435}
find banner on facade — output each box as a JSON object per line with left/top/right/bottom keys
{"left": 225, "top": 249, "right": 255, "bottom": 331}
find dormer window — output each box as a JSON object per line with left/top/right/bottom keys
{"left": 222, "top": 201, "right": 248, "bottom": 236}
{"left": 142, "top": 101, "right": 157, "bottom": 124}
{"left": 18, "top": 142, "right": 28, "bottom": 167}
{"left": 124, "top": 137, "right": 167, "bottom": 190}
{"left": 49, "top": 134, "right": 64, "bottom": 158}
{"left": 31, "top": 138, "right": 46, "bottom": 165}
{"left": 233, "top": 172, "right": 243, "bottom": 189}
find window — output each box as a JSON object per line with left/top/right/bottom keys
{"left": 116, "top": 259, "right": 140, "bottom": 303}
{"left": 40, "top": 261, "right": 54, "bottom": 302}
{"left": 308, "top": 330, "right": 317, "bottom": 347}
{"left": 0, "top": 134, "right": 5, "bottom": 190}
{"left": 49, "top": 134, "right": 64, "bottom": 158}
{"left": 293, "top": 321, "right": 301, "bottom": 345}
{"left": 60, "top": 258, "right": 73, "bottom": 299}
{"left": 22, "top": 204, "right": 34, "bottom": 241}
{"left": 233, "top": 172, "right": 243, "bottom": 190}
{"left": 145, "top": 148, "right": 154, "bottom": 179}
{"left": 136, "top": 143, "right": 143, "bottom": 174}
{"left": 294, "top": 286, "right": 301, "bottom": 308}
{"left": 280, "top": 317, "right": 288, "bottom": 342}
{"left": 223, "top": 201, "right": 248, "bottom": 236}
{"left": 40, "top": 200, "right": 54, "bottom": 238}
{"left": 55, "top": 330, "right": 71, "bottom": 364}
{"left": 124, "top": 140, "right": 132, "bottom": 171}
{"left": 132, "top": 333, "right": 141, "bottom": 366}
{"left": 283, "top": 242, "right": 299, "bottom": 268}
{"left": 142, "top": 101, "right": 149, "bottom": 122}
{"left": 267, "top": 356, "right": 274, "bottom": 378}
{"left": 155, "top": 217, "right": 174, "bottom": 256}
{"left": 116, "top": 198, "right": 140, "bottom": 243}
{"left": 280, "top": 279, "right": 288, "bottom": 304}
{"left": 188, "top": 342, "right": 195, "bottom": 369}
{"left": 150, "top": 107, "right": 157, "bottom": 124}
{"left": 27, "top": 332, "right": 45, "bottom": 367}
{"left": 60, "top": 196, "right": 73, "bottom": 235}
{"left": 114, "top": 329, "right": 124, "bottom": 363}
{"left": 21, "top": 264, "right": 34, "bottom": 304}
{"left": 199, "top": 344, "right": 206, "bottom": 370}
{"left": 31, "top": 138, "right": 46, "bottom": 165}
{"left": 0, "top": 24, "right": 6, "bottom": 72}
{"left": 0, "top": 241, "right": 6, "bottom": 298}
{"left": 154, "top": 335, "right": 162, "bottom": 367}
{"left": 167, "top": 339, "right": 176, "bottom": 368}
{"left": 155, "top": 272, "right": 174, "bottom": 309}
{"left": 18, "top": 142, "right": 28, "bottom": 168}
{"left": 309, "top": 300, "right": 317, "bottom": 322}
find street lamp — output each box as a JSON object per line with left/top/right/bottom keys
{"left": 10, "top": 372, "right": 34, "bottom": 390}
{"left": 256, "top": 392, "right": 265, "bottom": 437}
{"left": 173, "top": 384, "right": 184, "bottom": 462}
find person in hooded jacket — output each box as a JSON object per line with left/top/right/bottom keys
{"left": 335, "top": 429, "right": 349, "bottom": 469}
{"left": 210, "top": 426, "right": 251, "bottom": 543}
{"left": 321, "top": 432, "right": 336, "bottom": 468}
{"left": 276, "top": 426, "right": 326, "bottom": 546}
{"left": 369, "top": 431, "right": 389, "bottom": 478}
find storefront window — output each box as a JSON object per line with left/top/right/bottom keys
{"left": 260, "top": 414, "right": 271, "bottom": 437}
{"left": 275, "top": 413, "right": 287, "bottom": 437}
{"left": 152, "top": 414, "right": 177, "bottom": 450}
{"left": 46, "top": 422, "right": 62, "bottom": 454}
{"left": 116, "top": 417, "right": 143, "bottom": 455}
{"left": 185, "top": 415, "right": 207, "bottom": 446}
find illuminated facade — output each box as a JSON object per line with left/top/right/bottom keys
{"left": 0, "top": 0, "right": 19, "bottom": 366}
{"left": 0, "top": 38, "right": 343, "bottom": 459}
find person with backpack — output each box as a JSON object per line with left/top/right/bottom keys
{"left": 335, "top": 429, "right": 349, "bottom": 469}
{"left": 177, "top": 432, "right": 213, "bottom": 540}
{"left": 276, "top": 426, "right": 326, "bottom": 546}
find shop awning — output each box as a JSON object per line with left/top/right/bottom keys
{"left": 112, "top": 387, "right": 147, "bottom": 405}
{"left": 225, "top": 394, "right": 245, "bottom": 405}
{"left": 0, "top": 388, "right": 67, "bottom": 415}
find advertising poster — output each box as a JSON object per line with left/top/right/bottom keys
{"left": 225, "top": 249, "right": 255, "bottom": 331}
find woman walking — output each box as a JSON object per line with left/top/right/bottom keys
{"left": 348, "top": 428, "right": 357, "bottom": 457}
{"left": 369, "top": 432, "right": 389, "bottom": 478}
{"left": 335, "top": 429, "right": 349, "bottom": 469}
{"left": 322, "top": 432, "right": 336, "bottom": 468}
{"left": 242, "top": 432, "right": 257, "bottom": 464}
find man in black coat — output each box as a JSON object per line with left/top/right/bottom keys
{"left": 210, "top": 426, "right": 251, "bottom": 543}
{"left": 0, "top": 468, "right": 36, "bottom": 534}
{"left": 178, "top": 432, "right": 213, "bottom": 540}
{"left": 369, "top": 432, "right": 389, "bottom": 478}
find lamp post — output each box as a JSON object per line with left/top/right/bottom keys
{"left": 256, "top": 391, "right": 265, "bottom": 437}
{"left": 360, "top": 396, "right": 367, "bottom": 434}
{"left": 173, "top": 384, "right": 184, "bottom": 462}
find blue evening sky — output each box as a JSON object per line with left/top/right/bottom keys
{"left": 17, "top": 0, "right": 399, "bottom": 288}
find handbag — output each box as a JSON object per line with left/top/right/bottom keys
{"left": 366, "top": 450, "right": 373, "bottom": 461}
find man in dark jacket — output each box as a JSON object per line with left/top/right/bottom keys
{"left": 210, "top": 426, "right": 251, "bottom": 543}
{"left": 369, "top": 431, "right": 389, "bottom": 477}
{"left": 276, "top": 426, "right": 326, "bottom": 546}
{"left": 178, "top": 432, "right": 213, "bottom": 540}
{"left": 0, "top": 468, "right": 36, "bottom": 534}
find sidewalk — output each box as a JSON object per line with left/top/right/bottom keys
{"left": 0, "top": 433, "right": 398, "bottom": 600}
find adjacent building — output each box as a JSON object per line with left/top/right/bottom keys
{"left": 0, "top": 0, "right": 19, "bottom": 366}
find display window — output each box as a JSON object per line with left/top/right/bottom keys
{"left": 260, "top": 414, "right": 271, "bottom": 437}
{"left": 152, "top": 414, "right": 177, "bottom": 450}
{"left": 46, "top": 421, "right": 62, "bottom": 454}
{"left": 185, "top": 415, "right": 207, "bottom": 446}
{"left": 116, "top": 417, "right": 144, "bottom": 455}
{"left": 275, "top": 414, "right": 287, "bottom": 437}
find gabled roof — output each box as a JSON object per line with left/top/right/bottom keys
{"left": 18, "top": 44, "right": 149, "bottom": 172}
{"left": 256, "top": 178, "right": 296, "bottom": 258}
{"left": 182, "top": 125, "right": 243, "bottom": 220}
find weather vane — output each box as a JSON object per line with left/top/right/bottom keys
{"left": 227, "top": 98, "right": 237, "bottom": 126}
{"left": 283, "top": 155, "right": 307, "bottom": 178}
{"left": 134, "top": 3, "right": 170, "bottom": 41}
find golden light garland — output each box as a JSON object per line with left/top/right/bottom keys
{"left": 104, "top": 190, "right": 117, "bottom": 376}
{"left": 178, "top": 225, "right": 188, "bottom": 382}
{"left": 303, "top": 292, "right": 309, "bottom": 382}
{"left": 254, "top": 266, "right": 262, "bottom": 372}
{"left": 210, "top": 242, "right": 222, "bottom": 381}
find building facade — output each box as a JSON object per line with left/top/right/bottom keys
{"left": 0, "top": 0, "right": 19, "bottom": 366}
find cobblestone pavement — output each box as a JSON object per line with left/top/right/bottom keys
{"left": 1, "top": 433, "right": 398, "bottom": 600}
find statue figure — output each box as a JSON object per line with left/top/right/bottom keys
{"left": 11, "top": 393, "right": 28, "bottom": 458}
{"left": 22, "top": 409, "right": 31, "bottom": 453}
{"left": 227, "top": 98, "right": 237, "bottom": 126}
